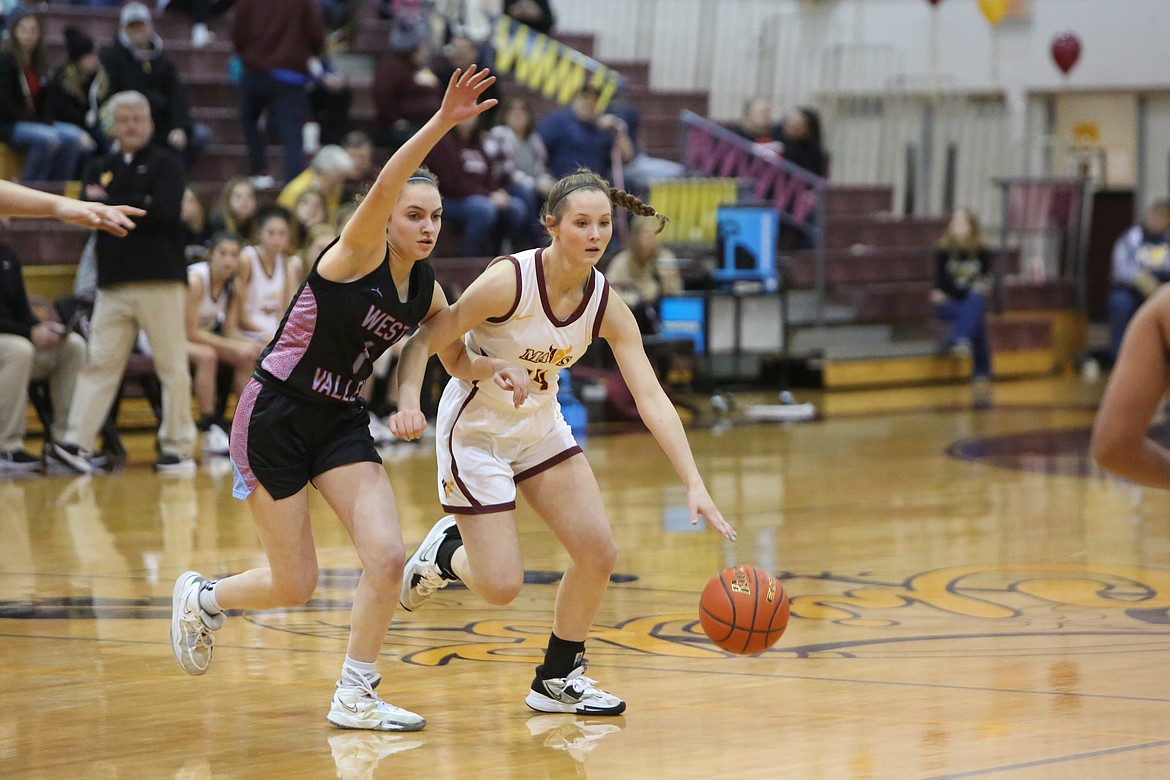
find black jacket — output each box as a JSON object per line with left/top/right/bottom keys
{"left": 0, "top": 243, "right": 36, "bottom": 339}
{"left": 100, "top": 37, "right": 193, "bottom": 141}
{"left": 0, "top": 50, "right": 46, "bottom": 143}
{"left": 82, "top": 144, "right": 187, "bottom": 287}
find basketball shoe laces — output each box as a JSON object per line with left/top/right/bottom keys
{"left": 412, "top": 566, "right": 451, "bottom": 599}
{"left": 181, "top": 608, "right": 218, "bottom": 657}
{"left": 554, "top": 667, "right": 601, "bottom": 702}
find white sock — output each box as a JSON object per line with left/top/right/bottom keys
{"left": 197, "top": 581, "right": 222, "bottom": 615}
{"left": 342, "top": 656, "right": 377, "bottom": 685}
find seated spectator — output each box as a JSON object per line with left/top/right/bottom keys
{"left": 340, "top": 129, "right": 376, "bottom": 203}
{"left": 1108, "top": 200, "right": 1170, "bottom": 364}
{"left": 44, "top": 27, "right": 109, "bottom": 158}
{"left": 778, "top": 106, "right": 828, "bottom": 179}
{"left": 302, "top": 222, "right": 337, "bottom": 265}
{"left": 157, "top": 0, "right": 234, "bottom": 48}
{"left": 236, "top": 205, "right": 303, "bottom": 345}
{"left": 209, "top": 176, "right": 259, "bottom": 243}
{"left": 289, "top": 187, "right": 328, "bottom": 257}
{"left": 503, "top": 0, "right": 555, "bottom": 35}
{"left": 606, "top": 97, "right": 685, "bottom": 198}
{"left": 232, "top": 0, "right": 327, "bottom": 186}
{"left": 485, "top": 97, "right": 554, "bottom": 245}
{"left": 0, "top": 9, "right": 90, "bottom": 182}
{"left": 100, "top": 3, "right": 213, "bottom": 168}
{"left": 605, "top": 214, "right": 682, "bottom": 335}
{"left": 0, "top": 240, "right": 87, "bottom": 471}
{"left": 370, "top": 26, "right": 442, "bottom": 152}
{"left": 425, "top": 116, "right": 528, "bottom": 256}
{"left": 276, "top": 144, "right": 353, "bottom": 224}
{"left": 185, "top": 232, "right": 262, "bottom": 457}
{"left": 930, "top": 206, "right": 992, "bottom": 380}
{"left": 180, "top": 186, "right": 213, "bottom": 262}
{"left": 732, "top": 97, "right": 782, "bottom": 151}
{"left": 537, "top": 83, "right": 633, "bottom": 180}
{"left": 433, "top": 31, "right": 502, "bottom": 127}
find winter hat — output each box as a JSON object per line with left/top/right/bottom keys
{"left": 119, "top": 2, "right": 152, "bottom": 28}
{"left": 63, "top": 26, "right": 95, "bottom": 62}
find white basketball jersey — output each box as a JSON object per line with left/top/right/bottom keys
{"left": 187, "top": 261, "right": 229, "bottom": 332}
{"left": 241, "top": 245, "right": 289, "bottom": 342}
{"left": 464, "top": 247, "right": 610, "bottom": 411}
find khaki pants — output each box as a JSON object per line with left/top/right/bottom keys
{"left": 62, "top": 282, "right": 195, "bottom": 458}
{"left": 0, "top": 331, "right": 86, "bottom": 451}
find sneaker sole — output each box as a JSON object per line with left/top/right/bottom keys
{"left": 327, "top": 709, "right": 427, "bottom": 732}
{"left": 524, "top": 690, "right": 627, "bottom": 716}
{"left": 171, "top": 571, "right": 209, "bottom": 675}
{"left": 398, "top": 516, "right": 458, "bottom": 612}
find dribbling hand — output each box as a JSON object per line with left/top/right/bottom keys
{"left": 690, "top": 486, "right": 737, "bottom": 541}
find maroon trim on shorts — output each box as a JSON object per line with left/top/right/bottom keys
{"left": 447, "top": 384, "right": 489, "bottom": 509}
{"left": 535, "top": 247, "right": 596, "bottom": 327}
{"left": 591, "top": 280, "right": 610, "bottom": 341}
{"left": 486, "top": 255, "right": 522, "bottom": 323}
{"left": 441, "top": 499, "right": 517, "bottom": 515}
{"left": 514, "top": 445, "right": 583, "bottom": 483}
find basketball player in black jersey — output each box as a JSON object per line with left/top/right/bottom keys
{"left": 168, "top": 66, "right": 529, "bottom": 732}
{"left": 1092, "top": 283, "right": 1170, "bottom": 489}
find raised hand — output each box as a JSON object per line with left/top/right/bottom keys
{"left": 437, "top": 65, "right": 498, "bottom": 127}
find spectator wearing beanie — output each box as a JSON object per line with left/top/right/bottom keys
{"left": 45, "top": 27, "right": 110, "bottom": 154}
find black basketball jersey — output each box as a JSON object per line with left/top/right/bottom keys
{"left": 254, "top": 240, "right": 435, "bottom": 404}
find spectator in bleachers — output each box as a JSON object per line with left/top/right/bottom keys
{"left": 289, "top": 187, "right": 328, "bottom": 257}
{"left": 0, "top": 8, "right": 90, "bottom": 182}
{"left": 157, "top": 0, "right": 235, "bottom": 48}
{"left": 537, "top": 83, "right": 632, "bottom": 180}
{"left": 731, "top": 97, "right": 781, "bottom": 151}
{"left": 370, "top": 21, "right": 441, "bottom": 153}
{"left": 44, "top": 27, "right": 109, "bottom": 157}
{"left": 503, "top": 0, "right": 555, "bottom": 35}
{"left": 605, "top": 213, "right": 682, "bottom": 335}
{"left": 425, "top": 114, "right": 528, "bottom": 256}
{"left": 209, "top": 176, "right": 259, "bottom": 243}
{"left": 341, "top": 129, "right": 375, "bottom": 202}
{"left": 302, "top": 221, "right": 337, "bottom": 265}
{"left": 931, "top": 206, "right": 992, "bottom": 381}
{"left": 0, "top": 240, "right": 87, "bottom": 471}
{"left": 276, "top": 143, "right": 353, "bottom": 224}
{"left": 232, "top": 0, "right": 327, "bottom": 187}
{"left": 307, "top": 51, "right": 353, "bottom": 148}
{"left": 484, "top": 97, "right": 552, "bottom": 247}
{"left": 606, "top": 97, "right": 685, "bottom": 198}
{"left": 778, "top": 106, "right": 828, "bottom": 179}
{"left": 433, "top": 31, "right": 501, "bottom": 127}
{"left": 186, "top": 232, "right": 262, "bottom": 457}
{"left": 179, "top": 185, "right": 212, "bottom": 261}
{"left": 1107, "top": 200, "right": 1170, "bottom": 365}
{"left": 101, "top": 3, "right": 213, "bottom": 169}
{"left": 47, "top": 90, "right": 197, "bottom": 474}
{"left": 236, "top": 205, "right": 303, "bottom": 345}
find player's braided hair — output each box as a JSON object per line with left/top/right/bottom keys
{"left": 543, "top": 168, "right": 668, "bottom": 234}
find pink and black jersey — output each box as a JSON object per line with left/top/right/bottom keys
{"left": 254, "top": 240, "right": 435, "bottom": 404}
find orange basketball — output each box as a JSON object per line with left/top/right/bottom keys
{"left": 698, "top": 565, "right": 790, "bottom": 654}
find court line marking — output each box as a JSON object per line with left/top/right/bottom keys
{"left": 920, "top": 740, "right": 1170, "bottom": 779}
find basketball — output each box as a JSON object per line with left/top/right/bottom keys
{"left": 698, "top": 565, "right": 790, "bottom": 654}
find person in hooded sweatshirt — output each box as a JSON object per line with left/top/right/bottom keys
{"left": 45, "top": 26, "right": 109, "bottom": 156}
{"left": 99, "top": 2, "right": 212, "bottom": 168}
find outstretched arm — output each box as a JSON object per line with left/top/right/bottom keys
{"left": 322, "top": 66, "right": 498, "bottom": 281}
{"left": 1091, "top": 284, "right": 1170, "bottom": 488}
{"left": 389, "top": 262, "right": 523, "bottom": 439}
{"left": 0, "top": 180, "right": 144, "bottom": 236}
{"left": 600, "top": 295, "right": 736, "bottom": 541}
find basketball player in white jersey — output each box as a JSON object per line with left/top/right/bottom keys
{"left": 390, "top": 168, "right": 737, "bottom": 716}
{"left": 237, "top": 207, "right": 304, "bottom": 345}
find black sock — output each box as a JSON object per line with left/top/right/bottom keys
{"left": 435, "top": 524, "right": 462, "bottom": 581}
{"left": 196, "top": 414, "right": 216, "bottom": 432}
{"left": 540, "top": 632, "right": 586, "bottom": 680}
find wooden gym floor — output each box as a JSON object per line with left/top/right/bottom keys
{"left": 3, "top": 376, "right": 1170, "bottom": 779}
